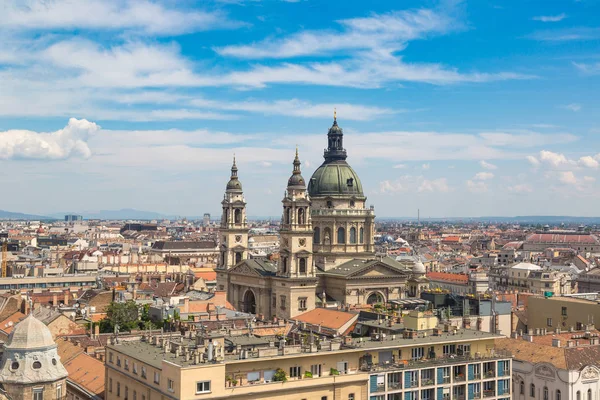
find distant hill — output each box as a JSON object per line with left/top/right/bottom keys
{"left": 49, "top": 208, "right": 174, "bottom": 220}
{"left": 0, "top": 210, "right": 54, "bottom": 220}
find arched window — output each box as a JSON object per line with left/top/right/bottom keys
{"left": 588, "top": 389, "right": 592, "bottom": 400}
{"left": 286, "top": 208, "right": 292, "bottom": 224}
{"left": 556, "top": 390, "right": 561, "bottom": 400}
{"left": 360, "top": 227, "right": 364, "bottom": 243}
{"left": 544, "top": 387, "right": 548, "bottom": 400}
{"left": 234, "top": 209, "right": 241, "bottom": 224}
{"left": 337, "top": 227, "right": 346, "bottom": 244}
{"left": 298, "top": 208, "right": 305, "bottom": 225}
{"left": 531, "top": 384, "right": 535, "bottom": 398}
{"left": 349, "top": 227, "right": 357, "bottom": 244}
{"left": 314, "top": 227, "right": 320, "bottom": 244}
{"left": 282, "top": 257, "right": 287, "bottom": 274}
{"left": 367, "top": 292, "right": 383, "bottom": 305}
{"left": 577, "top": 391, "right": 581, "bottom": 400}
{"left": 235, "top": 252, "right": 242, "bottom": 264}
{"left": 520, "top": 381, "right": 525, "bottom": 395}
{"left": 299, "top": 258, "right": 307, "bottom": 274}
{"left": 323, "top": 227, "right": 332, "bottom": 245}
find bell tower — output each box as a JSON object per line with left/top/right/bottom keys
{"left": 216, "top": 157, "right": 248, "bottom": 291}
{"left": 273, "top": 149, "right": 317, "bottom": 319}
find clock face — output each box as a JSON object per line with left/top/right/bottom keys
{"left": 235, "top": 235, "right": 242, "bottom": 243}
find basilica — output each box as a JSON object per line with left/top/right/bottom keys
{"left": 216, "top": 116, "right": 428, "bottom": 320}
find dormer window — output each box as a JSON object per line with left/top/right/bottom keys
{"left": 347, "top": 178, "right": 354, "bottom": 187}
{"left": 327, "top": 201, "right": 333, "bottom": 208}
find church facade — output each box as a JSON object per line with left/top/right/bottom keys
{"left": 217, "top": 116, "right": 428, "bottom": 320}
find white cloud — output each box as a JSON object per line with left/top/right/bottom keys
{"left": 216, "top": 8, "right": 455, "bottom": 59}
{"left": 418, "top": 178, "right": 449, "bottom": 193}
{"left": 479, "top": 160, "right": 497, "bottom": 170}
{"left": 579, "top": 156, "right": 599, "bottom": 169}
{"left": 539, "top": 150, "right": 573, "bottom": 167}
{"left": 393, "top": 164, "right": 407, "bottom": 169}
{"left": 1, "top": 0, "right": 241, "bottom": 35}
{"left": 380, "top": 180, "right": 406, "bottom": 193}
{"left": 584, "top": 176, "right": 596, "bottom": 182}
{"left": 259, "top": 161, "right": 272, "bottom": 167}
{"left": 528, "top": 27, "right": 600, "bottom": 42}
{"left": 573, "top": 62, "right": 600, "bottom": 75}
{"left": 190, "top": 98, "right": 395, "bottom": 121}
{"left": 466, "top": 180, "right": 488, "bottom": 193}
{"left": 473, "top": 172, "right": 494, "bottom": 181}
{"left": 0, "top": 118, "right": 99, "bottom": 160}
{"left": 558, "top": 171, "right": 578, "bottom": 185}
{"left": 508, "top": 184, "right": 533, "bottom": 193}
{"left": 527, "top": 155, "right": 541, "bottom": 167}
{"left": 563, "top": 103, "right": 582, "bottom": 112}
{"left": 532, "top": 14, "right": 567, "bottom": 22}
{"left": 422, "top": 163, "right": 431, "bottom": 170}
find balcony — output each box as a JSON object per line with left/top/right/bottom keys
{"left": 373, "top": 385, "right": 386, "bottom": 393}
{"left": 422, "top": 379, "right": 435, "bottom": 387}
{"left": 473, "top": 393, "right": 482, "bottom": 399}
{"left": 484, "top": 370, "right": 496, "bottom": 379}
{"left": 473, "top": 373, "right": 481, "bottom": 380}
{"left": 453, "top": 395, "right": 465, "bottom": 400}
{"left": 388, "top": 382, "right": 402, "bottom": 391}
{"left": 454, "top": 375, "right": 466, "bottom": 382}
{"left": 441, "top": 377, "right": 451, "bottom": 384}
{"left": 483, "top": 391, "right": 496, "bottom": 398}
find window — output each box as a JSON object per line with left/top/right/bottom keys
{"left": 141, "top": 367, "right": 147, "bottom": 379}
{"left": 443, "top": 344, "right": 456, "bottom": 355}
{"left": 350, "top": 200, "right": 355, "bottom": 207}
{"left": 117, "top": 382, "right": 121, "bottom": 397}
{"left": 337, "top": 227, "right": 345, "bottom": 244}
{"left": 280, "top": 295, "right": 287, "bottom": 309}
{"left": 557, "top": 390, "right": 561, "bottom": 400}
{"left": 125, "top": 386, "right": 129, "bottom": 400}
{"left": 577, "top": 392, "right": 581, "bottom": 400}
{"left": 347, "top": 178, "right": 354, "bottom": 187}
{"left": 299, "top": 258, "right": 307, "bottom": 274}
{"left": 298, "top": 297, "right": 307, "bottom": 311}
{"left": 411, "top": 347, "right": 424, "bottom": 360}
{"left": 544, "top": 387, "right": 548, "bottom": 400}
{"left": 10, "top": 361, "right": 19, "bottom": 370}
{"left": 124, "top": 359, "right": 129, "bottom": 370}
{"left": 298, "top": 208, "right": 305, "bottom": 224}
{"left": 272, "top": 296, "right": 276, "bottom": 308}
{"left": 321, "top": 397, "right": 328, "bottom": 400}
{"left": 57, "top": 384, "right": 62, "bottom": 400}
{"left": 311, "top": 364, "right": 322, "bottom": 377}
{"left": 348, "top": 395, "right": 355, "bottom": 400}
{"left": 290, "top": 366, "right": 302, "bottom": 378}
{"left": 359, "top": 227, "right": 364, "bottom": 243}
{"left": 547, "top": 318, "right": 553, "bottom": 327}
{"left": 235, "top": 252, "right": 242, "bottom": 264}
{"left": 154, "top": 372, "right": 160, "bottom": 384}
{"left": 117, "top": 356, "right": 121, "bottom": 367}
{"left": 562, "top": 307, "right": 567, "bottom": 316}
{"left": 196, "top": 381, "right": 211, "bottom": 394}
{"left": 326, "top": 200, "right": 332, "bottom": 208}
{"left": 133, "top": 363, "right": 138, "bottom": 374}
{"left": 133, "top": 391, "right": 136, "bottom": 400}
{"left": 349, "top": 227, "right": 356, "bottom": 244}
{"left": 168, "top": 379, "right": 174, "bottom": 392}
{"left": 33, "top": 388, "right": 44, "bottom": 400}
{"left": 530, "top": 384, "right": 535, "bottom": 398}
{"left": 588, "top": 389, "right": 592, "bottom": 400}
{"left": 314, "top": 227, "right": 320, "bottom": 244}
{"left": 109, "top": 378, "right": 113, "bottom": 393}
{"left": 109, "top": 352, "right": 114, "bottom": 363}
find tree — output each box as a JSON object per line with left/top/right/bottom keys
{"left": 103, "top": 301, "right": 139, "bottom": 332}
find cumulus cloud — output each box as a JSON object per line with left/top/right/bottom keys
{"left": 0, "top": 118, "right": 99, "bottom": 160}
{"left": 558, "top": 171, "right": 578, "bottom": 185}
{"left": 584, "top": 176, "right": 596, "bottom": 182}
{"left": 479, "top": 160, "right": 497, "bottom": 170}
{"left": 528, "top": 150, "right": 600, "bottom": 171}
{"left": 422, "top": 163, "right": 431, "bottom": 170}
{"left": 473, "top": 172, "right": 494, "bottom": 181}
{"left": 579, "top": 156, "right": 599, "bottom": 169}
{"left": 418, "top": 178, "right": 449, "bottom": 193}
{"left": 508, "top": 184, "right": 533, "bottom": 193}
{"left": 527, "top": 155, "right": 541, "bottom": 167}
{"left": 380, "top": 180, "right": 405, "bottom": 193}
{"left": 466, "top": 180, "right": 488, "bottom": 193}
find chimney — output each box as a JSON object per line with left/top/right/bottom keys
{"left": 95, "top": 324, "right": 100, "bottom": 338}
{"left": 555, "top": 327, "right": 561, "bottom": 335}
{"left": 52, "top": 293, "right": 58, "bottom": 307}
{"left": 566, "top": 340, "right": 575, "bottom": 348}
{"left": 552, "top": 338, "right": 561, "bottom": 347}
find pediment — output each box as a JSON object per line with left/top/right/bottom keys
{"left": 348, "top": 262, "right": 410, "bottom": 279}
{"left": 228, "top": 261, "right": 261, "bottom": 277}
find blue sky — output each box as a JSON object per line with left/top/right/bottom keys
{"left": 0, "top": 0, "right": 599, "bottom": 218}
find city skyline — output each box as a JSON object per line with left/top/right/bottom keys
{"left": 1, "top": 0, "right": 599, "bottom": 217}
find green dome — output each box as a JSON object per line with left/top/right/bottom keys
{"left": 308, "top": 160, "right": 364, "bottom": 197}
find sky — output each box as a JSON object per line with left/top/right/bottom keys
{"left": 0, "top": 0, "right": 599, "bottom": 218}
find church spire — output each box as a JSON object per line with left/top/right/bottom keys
{"left": 287, "top": 147, "right": 305, "bottom": 188}
{"left": 226, "top": 155, "right": 242, "bottom": 192}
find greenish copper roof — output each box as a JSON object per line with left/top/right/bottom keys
{"left": 308, "top": 160, "right": 364, "bottom": 197}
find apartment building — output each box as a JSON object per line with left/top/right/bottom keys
{"left": 105, "top": 326, "right": 512, "bottom": 400}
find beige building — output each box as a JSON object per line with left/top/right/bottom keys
{"left": 219, "top": 117, "right": 428, "bottom": 319}
{"left": 105, "top": 327, "right": 511, "bottom": 400}
{"left": 526, "top": 295, "right": 600, "bottom": 332}
{"left": 489, "top": 262, "right": 573, "bottom": 295}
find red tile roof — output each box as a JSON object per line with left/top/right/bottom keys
{"left": 526, "top": 233, "right": 599, "bottom": 245}
{"left": 293, "top": 308, "right": 357, "bottom": 330}
{"left": 427, "top": 272, "right": 469, "bottom": 284}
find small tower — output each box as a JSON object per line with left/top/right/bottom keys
{"left": 0, "top": 314, "right": 68, "bottom": 400}
{"left": 273, "top": 149, "right": 317, "bottom": 319}
{"left": 216, "top": 157, "right": 248, "bottom": 291}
